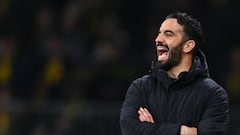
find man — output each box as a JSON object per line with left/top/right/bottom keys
{"left": 119, "top": 11, "right": 229, "bottom": 135}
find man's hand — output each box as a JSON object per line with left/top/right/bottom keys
{"left": 180, "top": 125, "right": 197, "bottom": 135}
{"left": 138, "top": 107, "right": 155, "bottom": 123}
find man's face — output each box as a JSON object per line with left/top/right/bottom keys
{"left": 155, "top": 18, "right": 186, "bottom": 70}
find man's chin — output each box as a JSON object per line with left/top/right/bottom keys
{"left": 157, "top": 61, "right": 173, "bottom": 71}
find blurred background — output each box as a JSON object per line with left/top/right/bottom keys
{"left": 0, "top": 0, "right": 239, "bottom": 134}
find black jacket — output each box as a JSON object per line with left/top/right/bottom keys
{"left": 120, "top": 49, "right": 229, "bottom": 135}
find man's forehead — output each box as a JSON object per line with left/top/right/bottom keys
{"left": 159, "top": 18, "right": 183, "bottom": 32}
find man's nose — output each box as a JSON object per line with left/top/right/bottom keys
{"left": 155, "top": 34, "right": 164, "bottom": 44}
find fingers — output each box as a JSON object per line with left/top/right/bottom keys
{"left": 180, "top": 125, "right": 197, "bottom": 135}
{"left": 138, "top": 107, "right": 155, "bottom": 123}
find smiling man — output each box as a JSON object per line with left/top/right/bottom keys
{"left": 120, "top": 11, "right": 229, "bottom": 135}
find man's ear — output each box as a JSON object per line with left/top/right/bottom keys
{"left": 183, "top": 40, "right": 195, "bottom": 53}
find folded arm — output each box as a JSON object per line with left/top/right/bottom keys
{"left": 138, "top": 107, "right": 197, "bottom": 135}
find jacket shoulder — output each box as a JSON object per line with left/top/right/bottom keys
{"left": 130, "top": 74, "right": 156, "bottom": 91}
{"left": 201, "top": 78, "right": 225, "bottom": 90}
{"left": 200, "top": 78, "right": 228, "bottom": 97}
{"left": 132, "top": 74, "right": 155, "bottom": 85}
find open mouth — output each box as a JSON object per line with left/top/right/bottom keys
{"left": 157, "top": 46, "right": 169, "bottom": 61}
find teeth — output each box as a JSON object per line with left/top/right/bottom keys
{"left": 157, "top": 48, "right": 168, "bottom": 52}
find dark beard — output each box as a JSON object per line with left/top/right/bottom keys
{"left": 158, "top": 41, "right": 184, "bottom": 71}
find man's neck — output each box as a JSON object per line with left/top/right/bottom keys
{"left": 167, "top": 55, "right": 193, "bottom": 79}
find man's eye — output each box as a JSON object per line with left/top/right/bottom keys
{"left": 165, "top": 33, "right": 173, "bottom": 36}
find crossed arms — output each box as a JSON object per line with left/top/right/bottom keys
{"left": 120, "top": 102, "right": 228, "bottom": 135}
{"left": 138, "top": 107, "right": 197, "bottom": 135}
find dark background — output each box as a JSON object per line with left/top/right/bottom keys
{"left": 0, "top": 0, "right": 239, "bottom": 134}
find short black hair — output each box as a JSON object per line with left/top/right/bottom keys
{"left": 166, "top": 11, "right": 204, "bottom": 47}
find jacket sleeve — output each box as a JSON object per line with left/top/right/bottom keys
{"left": 198, "top": 85, "right": 229, "bottom": 135}
{"left": 119, "top": 79, "right": 180, "bottom": 135}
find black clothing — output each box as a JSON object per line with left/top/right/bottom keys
{"left": 120, "top": 49, "right": 229, "bottom": 135}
